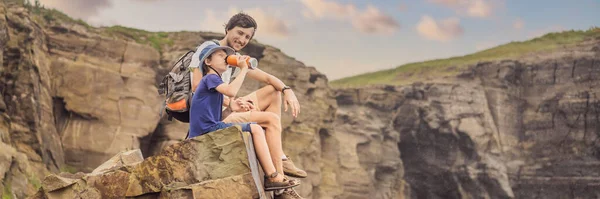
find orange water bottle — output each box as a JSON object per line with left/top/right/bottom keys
{"left": 226, "top": 55, "right": 258, "bottom": 69}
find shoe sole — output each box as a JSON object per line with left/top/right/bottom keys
{"left": 284, "top": 172, "right": 307, "bottom": 178}
{"left": 264, "top": 182, "right": 300, "bottom": 191}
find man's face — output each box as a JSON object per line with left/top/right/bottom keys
{"left": 225, "top": 26, "right": 255, "bottom": 51}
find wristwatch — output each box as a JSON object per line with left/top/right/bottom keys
{"left": 281, "top": 86, "right": 291, "bottom": 93}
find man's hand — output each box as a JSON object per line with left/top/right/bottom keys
{"left": 283, "top": 89, "right": 300, "bottom": 118}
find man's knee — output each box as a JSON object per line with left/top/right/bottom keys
{"left": 261, "top": 85, "right": 281, "bottom": 100}
{"left": 264, "top": 112, "right": 280, "bottom": 124}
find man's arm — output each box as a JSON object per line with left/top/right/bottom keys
{"left": 246, "top": 69, "right": 300, "bottom": 118}
{"left": 191, "top": 68, "right": 202, "bottom": 92}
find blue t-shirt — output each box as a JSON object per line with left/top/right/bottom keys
{"left": 189, "top": 74, "right": 225, "bottom": 137}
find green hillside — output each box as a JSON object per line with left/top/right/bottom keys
{"left": 331, "top": 27, "right": 600, "bottom": 88}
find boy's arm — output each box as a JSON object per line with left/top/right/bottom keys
{"left": 215, "top": 67, "right": 248, "bottom": 97}
{"left": 215, "top": 55, "right": 250, "bottom": 97}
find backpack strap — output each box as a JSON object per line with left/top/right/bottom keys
{"left": 159, "top": 101, "right": 167, "bottom": 118}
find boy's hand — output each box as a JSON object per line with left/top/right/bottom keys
{"left": 230, "top": 100, "right": 245, "bottom": 112}
{"left": 237, "top": 55, "right": 249, "bottom": 69}
{"left": 230, "top": 97, "right": 254, "bottom": 112}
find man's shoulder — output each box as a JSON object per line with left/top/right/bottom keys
{"left": 196, "top": 41, "right": 211, "bottom": 51}
{"left": 197, "top": 40, "right": 220, "bottom": 49}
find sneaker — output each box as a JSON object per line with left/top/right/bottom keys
{"left": 264, "top": 172, "right": 301, "bottom": 191}
{"left": 274, "top": 188, "right": 304, "bottom": 199}
{"left": 282, "top": 158, "right": 307, "bottom": 178}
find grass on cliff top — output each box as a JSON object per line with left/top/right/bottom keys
{"left": 21, "top": 0, "right": 91, "bottom": 28}
{"left": 20, "top": 0, "right": 173, "bottom": 52}
{"left": 331, "top": 27, "right": 600, "bottom": 88}
{"left": 103, "top": 26, "right": 174, "bottom": 52}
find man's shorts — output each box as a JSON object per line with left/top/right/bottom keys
{"left": 223, "top": 91, "right": 261, "bottom": 123}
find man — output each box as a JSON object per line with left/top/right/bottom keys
{"left": 189, "top": 12, "right": 307, "bottom": 186}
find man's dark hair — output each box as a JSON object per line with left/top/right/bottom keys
{"left": 225, "top": 12, "right": 257, "bottom": 38}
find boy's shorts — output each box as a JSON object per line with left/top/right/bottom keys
{"left": 204, "top": 122, "right": 257, "bottom": 135}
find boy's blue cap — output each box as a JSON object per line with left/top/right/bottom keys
{"left": 198, "top": 43, "right": 235, "bottom": 67}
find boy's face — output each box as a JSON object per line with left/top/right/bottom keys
{"left": 225, "top": 26, "right": 254, "bottom": 51}
{"left": 206, "top": 50, "right": 228, "bottom": 72}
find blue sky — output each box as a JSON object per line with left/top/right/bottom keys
{"left": 39, "top": 0, "right": 599, "bottom": 80}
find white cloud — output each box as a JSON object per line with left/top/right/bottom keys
{"left": 300, "top": 0, "right": 357, "bottom": 19}
{"left": 199, "top": 7, "right": 292, "bottom": 38}
{"left": 513, "top": 18, "right": 525, "bottom": 30}
{"left": 416, "top": 15, "right": 464, "bottom": 42}
{"left": 429, "top": 0, "right": 494, "bottom": 18}
{"left": 38, "top": 0, "right": 111, "bottom": 19}
{"left": 199, "top": 10, "right": 227, "bottom": 33}
{"left": 352, "top": 6, "right": 400, "bottom": 35}
{"left": 239, "top": 8, "right": 292, "bottom": 38}
{"left": 398, "top": 3, "right": 408, "bottom": 12}
{"left": 300, "top": 0, "right": 400, "bottom": 35}
{"left": 466, "top": 0, "right": 492, "bottom": 17}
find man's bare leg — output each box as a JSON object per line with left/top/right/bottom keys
{"left": 250, "top": 86, "right": 307, "bottom": 178}
{"left": 253, "top": 85, "right": 282, "bottom": 117}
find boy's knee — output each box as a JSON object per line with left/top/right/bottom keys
{"left": 264, "top": 113, "right": 282, "bottom": 131}
{"left": 250, "top": 124, "right": 264, "bottom": 134}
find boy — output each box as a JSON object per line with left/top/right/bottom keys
{"left": 189, "top": 43, "right": 299, "bottom": 191}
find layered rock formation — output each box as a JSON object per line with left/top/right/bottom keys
{"left": 334, "top": 83, "right": 512, "bottom": 199}
{"left": 332, "top": 38, "right": 600, "bottom": 198}
{"left": 1, "top": 1, "right": 62, "bottom": 198}
{"left": 2, "top": 0, "right": 600, "bottom": 198}
{"left": 1, "top": 1, "right": 334, "bottom": 198}
{"left": 32, "top": 126, "right": 269, "bottom": 199}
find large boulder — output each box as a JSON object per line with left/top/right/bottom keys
{"left": 32, "top": 126, "right": 271, "bottom": 199}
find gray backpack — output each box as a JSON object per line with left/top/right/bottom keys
{"left": 157, "top": 50, "right": 195, "bottom": 123}
{"left": 158, "top": 40, "right": 222, "bottom": 123}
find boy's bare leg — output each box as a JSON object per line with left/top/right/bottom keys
{"left": 253, "top": 112, "right": 284, "bottom": 175}
{"left": 250, "top": 124, "right": 284, "bottom": 182}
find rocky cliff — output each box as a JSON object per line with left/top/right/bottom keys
{"left": 2, "top": 0, "right": 600, "bottom": 198}
{"left": 1, "top": 1, "right": 334, "bottom": 198}
{"left": 333, "top": 37, "right": 600, "bottom": 198}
